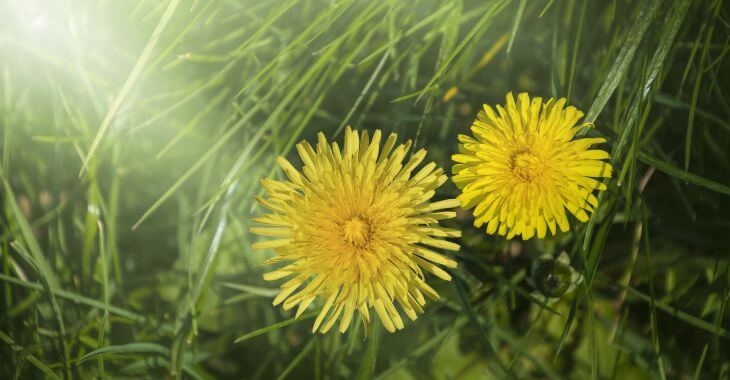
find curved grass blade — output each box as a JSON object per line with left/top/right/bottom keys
{"left": 410, "top": 0, "right": 511, "bottom": 104}
{"left": 0, "top": 330, "right": 62, "bottom": 380}
{"left": 685, "top": 0, "right": 723, "bottom": 170}
{"left": 453, "top": 277, "right": 510, "bottom": 378}
{"left": 221, "top": 282, "right": 279, "bottom": 298}
{"left": 638, "top": 153, "right": 730, "bottom": 196}
{"left": 0, "top": 274, "right": 174, "bottom": 333}
{"left": 76, "top": 342, "right": 169, "bottom": 366}
{"left": 584, "top": 0, "right": 661, "bottom": 124}
{"left": 234, "top": 311, "right": 317, "bottom": 343}
{"left": 9, "top": 241, "right": 70, "bottom": 379}
{"left": 374, "top": 316, "right": 467, "bottom": 380}
{"left": 506, "top": 0, "right": 526, "bottom": 54}
{"left": 277, "top": 339, "right": 315, "bottom": 380}
{"left": 3, "top": 180, "right": 58, "bottom": 289}
{"left": 617, "top": 283, "right": 730, "bottom": 339}
{"left": 79, "top": 0, "right": 180, "bottom": 176}
{"left": 335, "top": 49, "right": 389, "bottom": 137}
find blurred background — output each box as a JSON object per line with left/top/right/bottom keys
{"left": 1, "top": 0, "right": 729, "bottom": 378}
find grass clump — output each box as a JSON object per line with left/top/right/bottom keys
{"left": 1, "top": 0, "right": 729, "bottom": 378}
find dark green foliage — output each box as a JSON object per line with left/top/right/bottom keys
{"left": 1, "top": 0, "right": 729, "bottom": 378}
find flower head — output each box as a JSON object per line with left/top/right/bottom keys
{"left": 452, "top": 92, "right": 612, "bottom": 239}
{"left": 251, "top": 127, "right": 461, "bottom": 333}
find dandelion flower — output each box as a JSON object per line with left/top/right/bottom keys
{"left": 452, "top": 92, "right": 612, "bottom": 240}
{"left": 251, "top": 127, "right": 461, "bottom": 333}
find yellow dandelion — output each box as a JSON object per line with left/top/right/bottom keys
{"left": 452, "top": 92, "right": 612, "bottom": 240}
{"left": 251, "top": 127, "right": 461, "bottom": 334}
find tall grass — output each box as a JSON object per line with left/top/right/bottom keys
{"left": 1, "top": 0, "right": 729, "bottom": 378}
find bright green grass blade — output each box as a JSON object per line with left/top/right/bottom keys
{"left": 357, "top": 2, "right": 455, "bottom": 66}
{"left": 584, "top": 0, "right": 661, "bottom": 124}
{"left": 643, "top": 0, "right": 693, "bottom": 97}
{"left": 76, "top": 342, "right": 169, "bottom": 365}
{"left": 221, "top": 282, "right": 278, "bottom": 298}
{"left": 233, "top": 0, "right": 318, "bottom": 98}
{"left": 155, "top": 89, "right": 230, "bottom": 159}
{"left": 2, "top": 180, "right": 59, "bottom": 289}
{"left": 10, "top": 242, "right": 71, "bottom": 379}
{"left": 234, "top": 312, "right": 317, "bottom": 343}
{"left": 506, "top": 0, "right": 526, "bottom": 54}
{"left": 131, "top": 111, "right": 253, "bottom": 229}
{"left": 412, "top": 0, "right": 511, "bottom": 104}
{"left": 539, "top": 0, "right": 555, "bottom": 17}
{"left": 310, "top": 1, "right": 388, "bottom": 58}
{"left": 335, "top": 50, "right": 389, "bottom": 137}
{"left": 144, "top": 0, "right": 215, "bottom": 75}
{"left": 79, "top": 0, "right": 180, "bottom": 176}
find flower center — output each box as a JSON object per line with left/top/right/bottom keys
{"left": 509, "top": 148, "right": 540, "bottom": 181}
{"left": 343, "top": 217, "right": 371, "bottom": 247}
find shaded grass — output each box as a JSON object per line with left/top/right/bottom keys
{"left": 1, "top": 0, "right": 729, "bottom": 379}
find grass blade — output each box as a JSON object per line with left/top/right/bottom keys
{"left": 355, "top": 320, "right": 379, "bottom": 380}
{"left": 618, "top": 283, "right": 730, "bottom": 339}
{"left": 453, "top": 277, "right": 510, "bottom": 378}
{"left": 0, "top": 274, "right": 174, "bottom": 333}
{"left": 506, "top": 0, "right": 526, "bottom": 54}
{"left": 0, "top": 330, "right": 61, "bottom": 380}
{"left": 76, "top": 343, "right": 169, "bottom": 365}
{"left": 638, "top": 152, "right": 730, "bottom": 196}
{"left": 79, "top": 0, "right": 180, "bottom": 176}
{"left": 584, "top": 0, "right": 660, "bottom": 124}
{"left": 411, "top": 0, "right": 511, "bottom": 104}
{"left": 276, "top": 339, "right": 314, "bottom": 380}
{"left": 234, "top": 312, "right": 317, "bottom": 343}
{"left": 2, "top": 180, "right": 59, "bottom": 289}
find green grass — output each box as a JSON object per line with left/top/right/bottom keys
{"left": 1, "top": 0, "right": 729, "bottom": 378}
